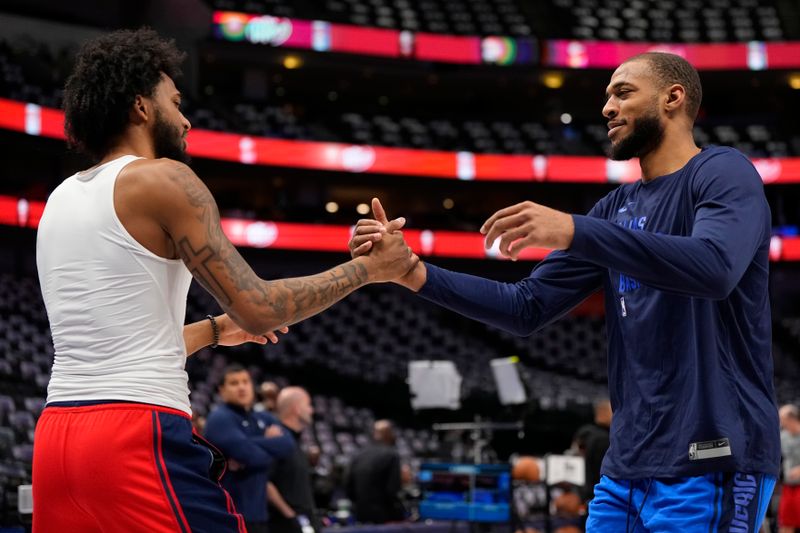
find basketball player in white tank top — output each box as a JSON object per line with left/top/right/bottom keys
{"left": 33, "top": 28, "right": 417, "bottom": 533}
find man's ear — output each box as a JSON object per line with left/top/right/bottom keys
{"left": 664, "top": 83, "right": 686, "bottom": 116}
{"left": 129, "top": 94, "right": 150, "bottom": 125}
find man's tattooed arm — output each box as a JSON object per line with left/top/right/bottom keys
{"left": 160, "top": 162, "right": 377, "bottom": 334}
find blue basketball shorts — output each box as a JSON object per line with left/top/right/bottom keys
{"left": 586, "top": 472, "right": 776, "bottom": 532}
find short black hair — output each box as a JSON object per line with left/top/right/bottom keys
{"left": 218, "top": 364, "right": 249, "bottom": 389}
{"left": 63, "top": 28, "right": 186, "bottom": 160}
{"left": 625, "top": 52, "right": 703, "bottom": 121}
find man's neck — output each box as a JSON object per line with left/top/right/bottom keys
{"left": 226, "top": 402, "right": 250, "bottom": 413}
{"left": 100, "top": 133, "right": 156, "bottom": 165}
{"left": 281, "top": 417, "right": 303, "bottom": 432}
{"left": 639, "top": 131, "right": 701, "bottom": 182}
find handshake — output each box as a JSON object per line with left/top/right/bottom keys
{"left": 349, "top": 196, "right": 575, "bottom": 290}
{"left": 348, "top": 198, "right": 426, "bottom": 291}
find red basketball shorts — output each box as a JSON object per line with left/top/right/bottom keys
{"left": 779, "top": 483, "right": 800, "bottom": 528}
{"left": 32, "top": 401, "right": 247, "bottom": 533}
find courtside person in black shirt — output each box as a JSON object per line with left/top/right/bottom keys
{"left": 268, "top": 387, "right": 321, "bottom": 533}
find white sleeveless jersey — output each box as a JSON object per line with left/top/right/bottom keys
{"left": 36, "top": 155, "right": 193, "bottom": 414}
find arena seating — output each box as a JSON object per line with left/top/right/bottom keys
{"left": 0, "top": 40, "right": 66, "bottom": 109}
{"left": 0, "top": 236, "right": 799, "bottom": 527}
{"left": 205, "top": 0, "right": 796, "bottom": 42}
{"left": 3, "top": 267, "right": 800, "bottom": 498}
{"left": 3, "top": 40, "right": 800, "bottom": 159}
{"left": 187, "top": 349, "right": 438, "bottom": 477}
{"left": 1, "top": 3, "right": 799, "bottom": 530}
{"left": 543, "top": 0, "right": 787, "bottom": 42}
{"left": 0, "top": 270, "right": 614, "bottom": 498}
{"left": 207, "top": 0, "right": 533, "bottom": 36}
{"left": 183, "top": 281, "right": 611, "bottom": 408}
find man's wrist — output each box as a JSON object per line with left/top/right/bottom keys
{"left": 396, "top": 262, "right": 427, "bottom": 292}
{"left": 562, "top": 212, "right": 576, "bottom": 249}
{"left": 206, "top": 314, "right": 220, "bottom": 348}
{"left": 351, "top": 255, "right": 375, "bottom": 284}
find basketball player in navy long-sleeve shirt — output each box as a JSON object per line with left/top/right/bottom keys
{"left": 350, "top": 53, "right": 780, "bottom": 532}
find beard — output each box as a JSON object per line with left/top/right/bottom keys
{"left": 153, "top": 107, "right": 190, "bottom": 163}
{"left": 607, "top": 110, "right": 665, "bottom": 161}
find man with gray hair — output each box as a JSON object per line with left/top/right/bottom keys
{"left": 268, "top": 387, "right": 320, "bottom": 533}
{"left": 779, "top": 404, "right": 800, "bottom": 532}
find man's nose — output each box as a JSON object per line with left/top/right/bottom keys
{"left": 603, "top": 100, "right": 617, "bottom": 120}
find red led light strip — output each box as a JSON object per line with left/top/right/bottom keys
{"left": 2, "top": 98, "right": 799, "bottom": 184}
{"left": 544, "top": 40, "right": 800, "bottom": 70}
{"left": 209, "top": 11, "right": 800, "bottom": 70}
{"left": 211, "top": 11, "right": 536, "bottom": 65}
{"left": 3, "top": 195, "right": 798, "bottom": 261}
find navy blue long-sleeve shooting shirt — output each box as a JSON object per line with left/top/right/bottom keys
{"left": 418, "top": 146, "right": 780, "bottom": 478}
{"left": 205, "top": 404, "right": 295, "bottom": 522}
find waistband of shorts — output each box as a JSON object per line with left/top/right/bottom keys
{"left": 44, "top": 400, "right": 190, "bottom": 419}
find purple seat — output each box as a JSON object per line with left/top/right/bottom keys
{"left": 35, "top": 373, "right": 50, "bottom": 389}
{"left": 9, "top": 411, "right": 35, "bottom": 432}
{"left": 0, "top": 427, "right": 14, "bottom": 455}
{"left": 23, "top": 397, "right": 46, "bottom": 416}
{"left": 20, "top": 361, "right": 37, "bottom": 381}
{"left": 12, "top": 444, "right": 33, "bottom": 461}
{"left": 0, "top": 395, "right": 14, "bottom": 425}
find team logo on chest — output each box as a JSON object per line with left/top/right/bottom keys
{"left": 615, "top": 215, "right": 647, "bottom": 298}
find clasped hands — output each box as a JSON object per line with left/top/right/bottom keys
{"left": 215, "top": 197, "right": 575, "bottom": 346}
{"left": 348, "top": 198, "right": 576, "bottom": 289}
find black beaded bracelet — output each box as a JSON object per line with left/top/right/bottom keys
{"left": 206, "top": 314, "right": 219, "bottom": 348}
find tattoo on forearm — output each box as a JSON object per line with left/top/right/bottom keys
{"left": 266, "top": 262, "right": 368, "bottom": 324}
{"left": 168, "top": 163, "right": 370, "bottom": 328}
{"left": 177, "top": 237, "right": 233, "bottom": 306}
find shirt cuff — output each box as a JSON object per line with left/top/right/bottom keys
{"left": 417, "top": 262, "right": 442, "bottom": 299}
{"left": 568, "top": 214, "right": 600, "bottom": 260}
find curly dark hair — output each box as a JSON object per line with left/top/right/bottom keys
{"left": 63, "top": 28, "right": 186, "bottom": 160}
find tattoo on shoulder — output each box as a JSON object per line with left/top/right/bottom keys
{"left": 167, "top": 163, "right": 215, "bottom": 211}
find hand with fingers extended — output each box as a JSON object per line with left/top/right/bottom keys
{"left": 349, "top": 198, "right": 427, "bottom": 291}
{"left": 214, "top": 313, "right": 290, "bottom": 347}
{"left": 349, "top": 197, "right": 406, "bottom": 256}
{"left": 355, "top": 199, "right": 419, "bottom": 283}
{"left": 480, "top": 200, "right": 575, "bottom": 260}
